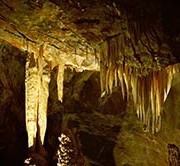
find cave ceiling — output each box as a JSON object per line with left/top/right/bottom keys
{"left": 0, "top": 0, "right": 180, "bottom": 71}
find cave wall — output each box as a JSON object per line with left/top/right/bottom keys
{"left": 0, "top": 42, "right": 28, "bottom": 165}
{"left": 1, "top": 42, "right": 180, "bottom": 166}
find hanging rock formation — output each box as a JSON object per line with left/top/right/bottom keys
{"left": 100, "top": 37, "right": 180, "bottom": 133}
{"left": 25, "top": 45, "right": 51, "bottom": 149}
{"left": 25, "top": 43, "right": 68, "bottom": 150}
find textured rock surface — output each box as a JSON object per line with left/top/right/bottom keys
{"left": 1, "top": 41, "right": 180, "bottom": 166}
{"left": 1, "top": 1, "right": 180, "bottom": 166}
{"left": 0, "top": 41, "right": 27, "bottom": 165}
{"left": 0, "top": 0, "right": 180, "bottom": 69}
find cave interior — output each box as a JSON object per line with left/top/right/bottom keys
{"left": 0, "top": 0, "right": 180, "bottom": 165}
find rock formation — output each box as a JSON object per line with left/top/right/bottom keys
{"left": 0, "top": 0, "right": 180, "bottom": 165}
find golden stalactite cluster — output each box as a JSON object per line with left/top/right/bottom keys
{"left": 100, "top": 36, "right": 180, "bottom": 133}
{"left": 25, "top": 44, "right": 66, "bottom": 149}
{"left": 24, "top": 36, "right": 100, "bottom": 150}
{"left": 131, "top": 66, "right": 179, "bottom": 133}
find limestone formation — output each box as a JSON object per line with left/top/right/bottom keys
{"left": 25, "top": 45, "right": 51, "bottom": 148}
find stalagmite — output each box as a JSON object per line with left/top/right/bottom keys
{"left": 57, "top": 64, "right": 65, "bottom": 102}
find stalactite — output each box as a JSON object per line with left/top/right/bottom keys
{"left": 150, "top": 79, "right": 155, "bottom": 134}
{"left": 25, "top": 45, "right": 51, "bottom": 149}
{"left": 37, "top": 44, "right": 51, "bottom": 145}
{"left": 141, "top": 77, "right": 145, "bottom": 124}
{"left": 143, "top": 75, "right": 151, "bottom": 132}
{"left": 131, "top": 68, "right": 138, "bottom": 106}
{"left": 109, "top": 40, "right": 117, "bottom": 93}
{"left": 123, "top": 65, "right": 130, "bottom": 101}
{"left": 153, "top": 72, "right": 157, "bottom": 133}
{"left": 100, "top": 32, "right": 180, "bottom": 134}
{"left": 108, "top": 69, "right": 114, "bottom": 94}
{"left": 166, "top": 66, "right": 174, "bottom": 97}
{"left": 154, "top": 72, "right": 160, "bottom": 133}
{"left": 25, "top": 52, "right": 39, "bottom": 148}
{"left": 161, "top": 69, "right": 168, "bottom": 102}
{"left": 57, "top": 64, "right": 65, "bottom": 102}
{"left": 105, "top": 67, "right": 110, "bottom": 94}
{"left": 118, "top": 64, "right": 125, "bottom": 99}
{"left": 137, "top": 76, "right": 143, "bottom": 121}
{"left": 114, "top": 68, "right": 118, "bottom": 87}
{"left": 106, "top": 40, "right": 111, "bottom": 94}
{"left": 114, "top": 41, "right": 118, "bottom": 88}
{"left": 100, "top": 41, "right": 108, "bottom": 95}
